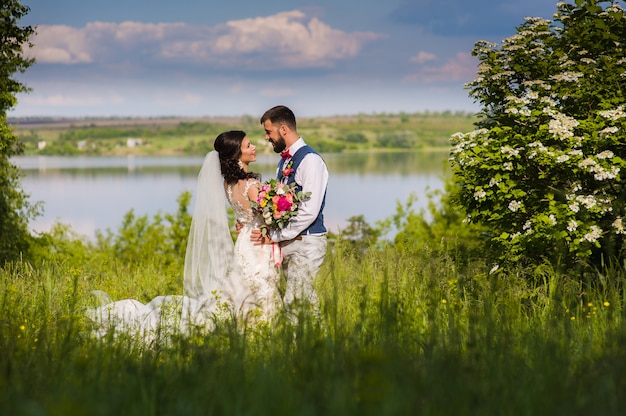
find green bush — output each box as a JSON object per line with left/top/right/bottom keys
{"left": 449, "top": 0, "right": 626, "bottom": 272}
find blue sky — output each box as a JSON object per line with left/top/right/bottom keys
{"left": 12, "top": 0, "right": 558, "bottom": 118}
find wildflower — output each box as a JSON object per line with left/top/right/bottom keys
{"left": 604, "top": 301, "right": 610, "bottom": 307}
{"left": 441, "top": 299, "right": 447, "bottom": 304}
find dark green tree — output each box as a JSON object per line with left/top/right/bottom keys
{"left": 0, "top": 1, "right": 38, "bottom": 263}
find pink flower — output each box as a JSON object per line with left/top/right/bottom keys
{"left": 276, "top": 195, "right": 293, "bottom": 212}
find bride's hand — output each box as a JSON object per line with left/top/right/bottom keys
{"left": 235, "top": 221, "right": 243, "bottom": 234}
{"left": 250, "top": 228, "right": 270, "bottom": 245}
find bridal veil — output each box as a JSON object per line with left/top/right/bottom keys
{"left": 183, "top": 151, "right": 244, "bottom": 305}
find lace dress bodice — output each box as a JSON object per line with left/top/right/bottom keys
{"left": 226, "top": 179, "right": 263, "bottom": 228}
{"left": 225, "top": 178, "right": 280, "bottom": 317}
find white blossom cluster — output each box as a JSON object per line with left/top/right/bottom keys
{"left": 508, "top": 200, "right": 521, "bottom": 212}
{"left": 613, "top": 217, "right": 626, "bottom": 234}
{"left": 583, "top": 225, "right": 603, "bottom": 243}
{"left": 500, "top": 145, "right": 520, "bottom": 157}
{"left": 598, "top": 106, "right": 625, "bottom": 121}
{"left": 548, "top": 112, "right": 579, "bottom": 139}
{"left": 550, "top": 71, "right": 584, "bottom": 82}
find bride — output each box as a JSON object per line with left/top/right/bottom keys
{"left": 87, "top": 131, "right": 281, "bottom": 342}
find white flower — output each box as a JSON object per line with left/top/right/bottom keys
{"left": 548, "top": 214, "right": 557, "bottom": 225}
{"left": 613, "top": 218, "right": 626, "bottom": 234}
{"left": 577, "top": 195, "right": 597, "bottom": 210}
{"left": 583, "top": 225, "right": 602, "bottom": 243}
{"left": 501, "top": 146, "right": 519, "bottom": 157}
{"left": 567, "top": 220, "right": 578, "bottom": 232}
{"left": 548, "top": 112, "right": 579, "bottom": 140}
{"left": 550, "top": 71, "right": 584, "bottom": 82}
{"left": 489, "top": 264, "right": 500, "bottom": 274}
{"left": 597, "top": 150, "right": 614, "bottom": 159}
{"left": 508, "top": 200, "right": 521, "bottom": 212}
{"left": 599, "top": 127, "right": 619, "bottom": 136}
{"left": 578, "top": 158, "right": 597, "bottom": 168}
{"left": 598, "top": 106, "right": 626, "bottom": 121}
{"left": 503, "top": 162, "right": 513, "bottom": 170}
{"left": 556, "top": 155, "right": 570, "bottom": 163}
{"left": 474, "top": 189, "right": 486, "bottom": 200}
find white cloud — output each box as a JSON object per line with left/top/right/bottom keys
{"left": 27, "top": 10, "right": 384, "bottom": 70}
{"left": 403, "top": 52, "right": 477, "bottom": 83}
{"left": 410, "top": 51, "right": 437, "bottom": 64}
{"left": 27, "top": 25, "right": 93, "bottom": 64}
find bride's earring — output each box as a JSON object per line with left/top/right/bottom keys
{"left": 238, "top": 160, "right": 244, "bottom": 169}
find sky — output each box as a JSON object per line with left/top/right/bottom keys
{"left": 11, "top": 0, "right": 559, "bottom": 119}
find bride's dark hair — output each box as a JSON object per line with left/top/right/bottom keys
{"left": 214, "top": 130, "right": 260, "bottom": 184}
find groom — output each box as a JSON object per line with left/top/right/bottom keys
{"left": 252, "top": 105, "right": 328, "bottom": 311}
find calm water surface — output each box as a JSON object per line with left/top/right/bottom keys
{"left": 13, "top": 151, "right": 450, "bottom": 240}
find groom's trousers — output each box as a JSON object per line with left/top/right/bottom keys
{"left": 279, "top": 234, "right": 327, "bottom": 309}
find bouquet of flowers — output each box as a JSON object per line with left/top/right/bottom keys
{"left": 251, "top": 179, "right": 311, "bottom": 236}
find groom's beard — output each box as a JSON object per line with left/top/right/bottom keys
{"left": 271, "top": 137, "right": 287, "bottom": 153}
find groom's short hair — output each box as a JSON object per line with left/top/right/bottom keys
{"left": 261, "top": 105, "right": 297, "bottom": 131}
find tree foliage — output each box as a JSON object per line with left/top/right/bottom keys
{"left": 0, "top": 1, "right": 38, "bottom": 263}
{"left": 449, "top": 1, "right": 626, "bottom": 271}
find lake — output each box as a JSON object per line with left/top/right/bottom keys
{"left": 12, "top": 151, "right": 450, "bottom": 240}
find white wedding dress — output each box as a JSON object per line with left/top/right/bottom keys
{"left": 86, "top": 152, "right": 281, "bottom": 344}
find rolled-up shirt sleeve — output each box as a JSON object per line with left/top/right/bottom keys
{"left": 270, "top": 153, "right": 328, "bottom": 242}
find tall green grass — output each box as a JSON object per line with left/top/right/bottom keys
{"left": 2, "top": 239, "right": 626, "bottom": 415}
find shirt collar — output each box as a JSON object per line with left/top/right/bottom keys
{"left": 285, "top": 137, "right": 305, "bottom": 156}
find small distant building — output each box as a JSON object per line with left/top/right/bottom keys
{"left": 127, "top": 138, "right": 143, "bottom": 148}
{"left": 38, "top": 140, "right": 46, "bottom": 150}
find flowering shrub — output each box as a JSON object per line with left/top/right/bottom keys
{"left": 449, "top": 0, "right": 626, "bottom": 270}
{"left": 251, "top": 179, "right": 311, "bottom": 236}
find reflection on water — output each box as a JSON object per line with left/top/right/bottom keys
{"left": 13, "top": 151, "right": 450, "bottom": 239}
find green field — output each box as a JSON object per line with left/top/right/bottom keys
{"left": 10, "top": 111, "right": 477, "bottom": 156}
{"left": 1, "top": 193, "right": 626, "bottom": 415}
